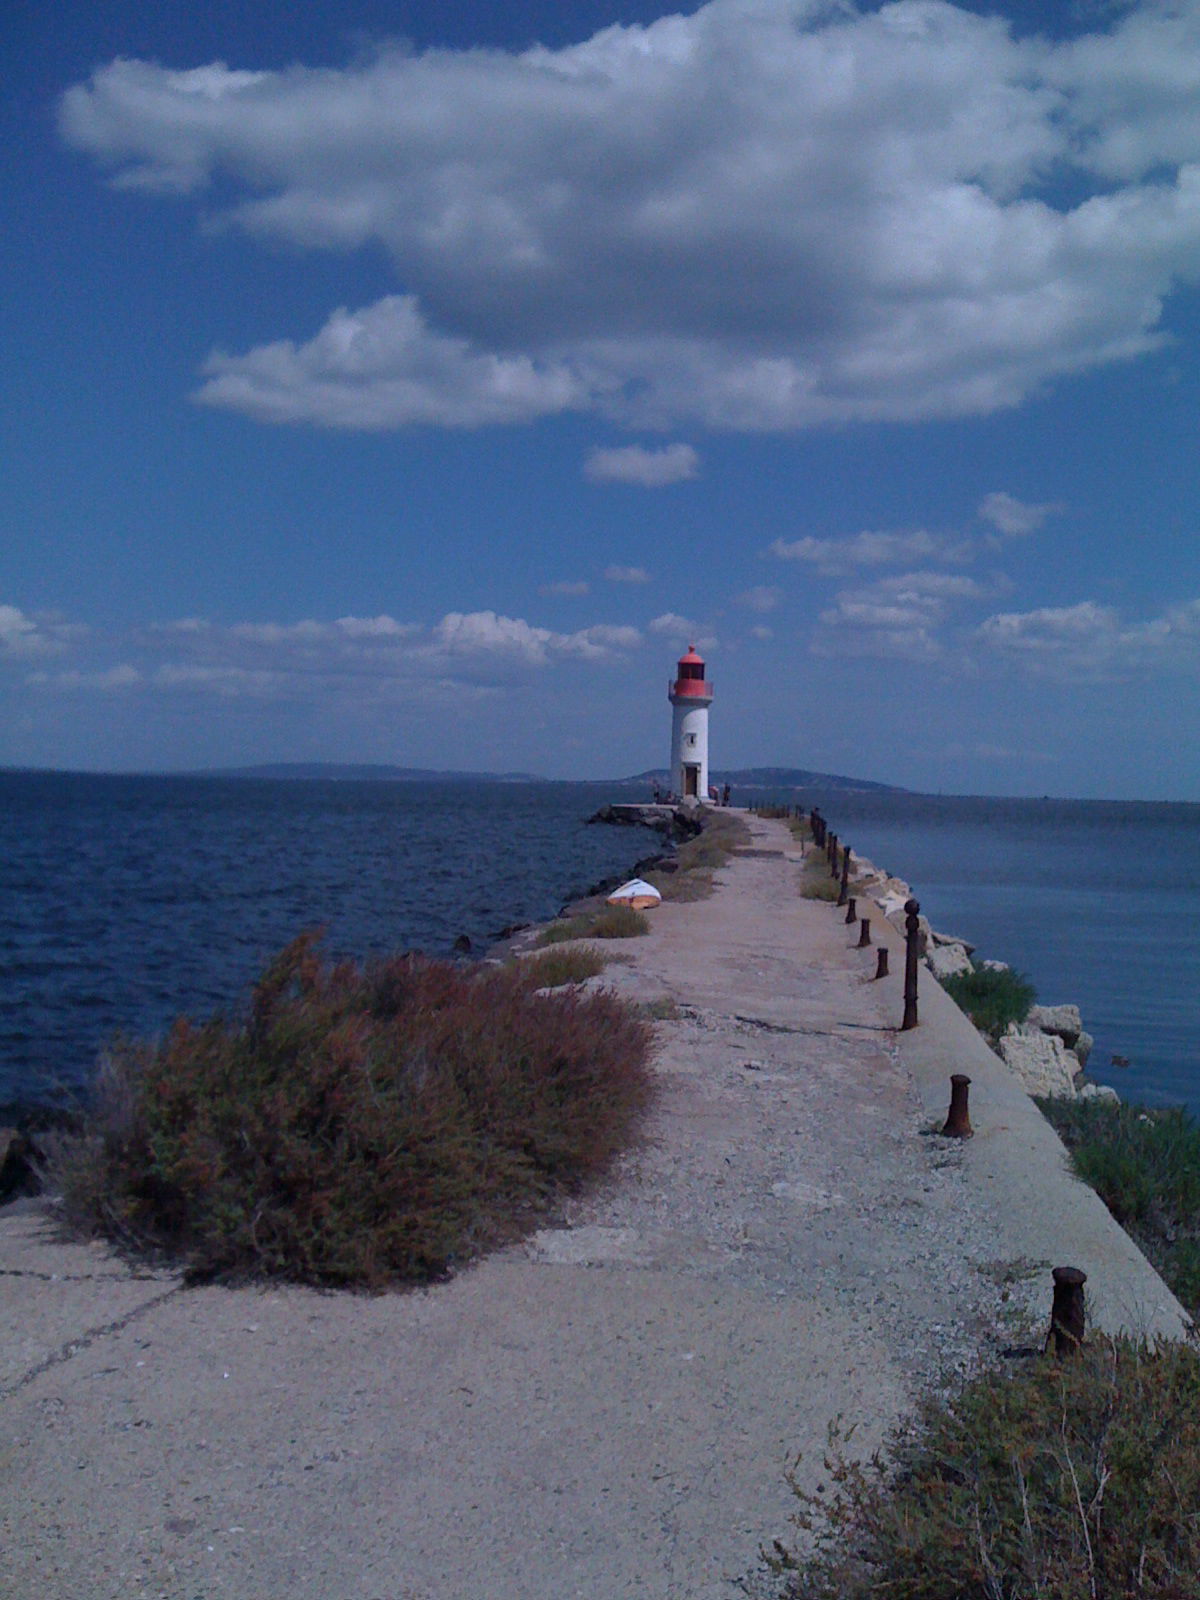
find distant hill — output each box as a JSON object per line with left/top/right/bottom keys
{"left": 618, "top": 766, "right": 903, "bottom": 793}
{"left": 197, "top": 762, "right": 541, "bottom": 782}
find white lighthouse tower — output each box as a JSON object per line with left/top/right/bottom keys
{"left": 668, "top": 644, "right": 713, "bottom": 801}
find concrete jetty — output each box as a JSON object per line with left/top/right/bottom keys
{"left": 0, "top": 812, "right": 1189, "bottom": 1600}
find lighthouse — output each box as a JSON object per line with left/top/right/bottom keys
{"left": 668, "top": 644, "right": 713, "bottom": 801}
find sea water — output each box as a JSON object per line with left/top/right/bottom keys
{"left": 0, "top": 773, "right": 659, "bottom": 1109}
{"left": 1, "top": 773, "right": 1196, "bottom": 1114}
{"left": 762, "top": 788, "right": 1200, "bottom": 1113}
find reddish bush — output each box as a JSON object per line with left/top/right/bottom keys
{"left": 52, "top": 933, "right": 654, "bottom": 1289}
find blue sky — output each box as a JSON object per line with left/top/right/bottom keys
{"left": 3, "top": 0, "right": 1199, "bottom": 797}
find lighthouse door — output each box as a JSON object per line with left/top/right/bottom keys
{"left": 683, "top": 764, "right": 699, "bottom": 797}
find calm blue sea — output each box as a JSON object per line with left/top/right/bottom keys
{"left": 0, "top": 773, "right": 659, "bottom": 1111}
{"left": 760, "top": 787, "right": 1200, "bottom": 1113}
{"left": 1, "top": 773, "right": 1197, "bottom": 1115}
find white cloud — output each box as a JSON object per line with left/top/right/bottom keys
{"left": 198, "top": 297, "right": 593, "bottom": 428}
{"left": 814, "top": 571, "right": 990, "bottom": 660}
{"left": 335, "top": 614, "right": 418, "bottom": 638}
{"left": 14, "top": 602, "right": 646, "bottom": 707}
{"left": 230, "top": 619, "right": 329, "bottom": 644}
{"left": 61, "top": 2, "right": 1200, "bottom": 433}
{"left": 539, "top": 579, "right": 590, "bottom": 597}
{"left": 736, "top": 586, "right": 782, "bottom": 612}
{"left": 770, "top": 529, "right": 966, "bottom": 575}
{"left": 604, "top": 565, "right": 651, "bottom": 584}
{"left": 155, "top": 664, "right": 286, "bottom": 697}
{"left": 973, "top": 597, "right": 1199, "bottom": 678}
{"left": 649, "top": 613, "right": 716, "bottom": 650}
{"left": 27, "top": 664, "right": 141, "bottom": 691}
{"left": 151, "top": 616, "right": 210, "bottom": 634}
{"left": 978, "top": 491, "right": 1062, "bottom": 536}
{"left": 749, "top": 624, "right": 774, "bottom": 640}
{"left": 585, "top": 443, "right": 699, "bottom": 486}
{"left": 0, "top": 604, "right": 79, "bottom": 659}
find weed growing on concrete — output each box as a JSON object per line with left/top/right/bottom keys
{"left": 644, "top": 809, "right": 750, "bottom": 903}
{"left": 48, "top": 933, "right": 654, "bottom": 1289}
{"left": 647, "top": 867, "right": 715, "bottom": 902}
{"left": 537, "top": 904, "right": 650, "bottom": 944}
{"left": 799, "top": 853, "right": 840, "bottom": 901}
{"left": 770, "top": 1337, "right": 1200, "bottom": 1599}
{"left": 939, "top": 964, "right": 1036, "bottom": 1041}
{"left": 517, "top": 947, "right": 608, "bottom": 987}
{"left": 1037, "top": 1096, "right": 1200, "bottom": 1317}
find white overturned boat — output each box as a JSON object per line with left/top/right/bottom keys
{"left": 605, "top": 878, "right": 663, "bottom": 910}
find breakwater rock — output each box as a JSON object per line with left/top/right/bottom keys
{"left": 587, "top": 802, "right": 704, "bottom": 840}
{"left": 847, "top": 849, "right": 1107, "bottom": 1105}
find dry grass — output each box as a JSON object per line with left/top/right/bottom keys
{"left": 537, "top": 903, "right": 651, "bottom": 944}
{"left": 47, "top": 933, "right": 654, "bottom": 1289}
{"left": 517, "top": 946, "right": 609, "bottom": 988}
{"left": 1038, "top": 1096, "right": 1200, "bottom": 1316}
{"left": 799, "top": 852, "right": 841, "bottom": 900}
{"left": 771, "top": 1337, "right": 1200, "bottom": 1599}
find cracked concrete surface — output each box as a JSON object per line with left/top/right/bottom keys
{"left": 0, "top": 813, "right": 1189, "bottom": 1600}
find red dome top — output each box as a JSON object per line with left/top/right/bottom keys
{"left": 677, "top": 644, "right": 705, "bottom": 666}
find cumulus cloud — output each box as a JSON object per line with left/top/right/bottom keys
{"left": 18, "top": 604, "right": 644, "bottom": 703}
{"left": 604, "top": 565, "right": 651, "bottom": 584}
{"left": 648, "top": 613, "right": 716, "bottom": 649}
{"left": 0, "top": 603, "right": 80, "bottom": 659}
{"left": 26, "top": 664, "right": 141, "bottom": 691}
{"left": 814, "top": 571, "right": 989, "bottom": 660}
{"left": 585, "top": 443, "right": 700, "bottom": 486}
{"left": 770, "top": 529, "right": 966, "bottom": 575}
{"left": 60, "top": 1, "right": 1200, "bottom": 432}
{"left": 736, "top": 586, "right": 782, "bottom": 612}
{"left": 978, "top": 491, "right": 1063, "bottom": 536}
{"left": 538, "top": 579, "right": 590, "bottom": 597}
{"left": 974, "top": 597, "right": 1200, "bottom": 678}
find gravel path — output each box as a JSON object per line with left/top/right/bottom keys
{"left": 0, "top": 813, "right": 1186, "bottom": 1600}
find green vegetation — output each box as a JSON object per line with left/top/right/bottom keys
{"left": 516, "top": 945, "right": 609, "bottom": 988}
{"left": 799, "top": 849, "right": 841, "bottom": 901}
{"left": 645, "top": 808, "right": 752, "bottom": 903}
{"left": 537, "top": 903, "right": 650, "bottom": 944}
{"left": 772, "top": 1337, "right": 1200, "bottom": 1599}
{"left": 48, "top": 933, "right": 654, "bottom": 1289}
{"left": 939, "top": 964, "right": 1037, "bottom": 1041}
{"left": 1037, "top": 1097, "right": 1200, "bottom": 1317}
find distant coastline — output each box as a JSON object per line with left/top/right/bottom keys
{"left": 1, "top": 761, "right": 903, "bottom": 792}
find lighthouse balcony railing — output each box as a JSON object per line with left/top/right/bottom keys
{"left": 668, "top": 678, "right": 713, "bottom": 697}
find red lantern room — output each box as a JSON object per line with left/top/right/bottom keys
{"left": 668, "top": 645, "right": 712, "bottom": 702}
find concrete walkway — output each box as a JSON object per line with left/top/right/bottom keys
{"left": 0, "top": 814, "right": 1189, "bottom": 1600}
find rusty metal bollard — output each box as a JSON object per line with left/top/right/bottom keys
{"left": 1047, "top": 1266, "right": 1087, "bottom": 1355}
{"left": 838, "top": 845, "right": 851, "bottom": 904}
{"left": 856, "top": 916, "right": 872, "bottom": 948}
{"left": 844, "top": 896, "right": 857, "bottom": 924}
{"left": 901, "top": 898, "right": 921, "bottom": 1029}
{"left": 874, "top": 946, "right": 889, "bottom": 978}
{"left": 942, "top": 1074, "right": 973, "bottom": 1137}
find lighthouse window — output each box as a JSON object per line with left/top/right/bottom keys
{"left": 686, "top": 733, "right": 697, "bottom": 747}
{"left": 681, "top": 662, "right": 704, "bottom": 681}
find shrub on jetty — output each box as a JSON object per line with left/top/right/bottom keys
{"left": 646, "top": 808, "right": 752, "bottom": 902}
{"left": 537, "top": 903, "right": 650, "bottom": 944}
{"left": 1037, "top": 1097, "right": 1200, "bottom": 1317}
{"left": 771, "top": 1336, "right": 1200, "bottom": 1599}
{"left": 49, "top": 933, "right": 654, "bottom": 1289}
{"left": 517, "top": 946, "right": 609, "bottom": 988}
{"left": 939, "top": 964, "right": 1036, "bottom": 1040}
{"left": 799, "top": 853, "right": 840, "bottom": 901}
